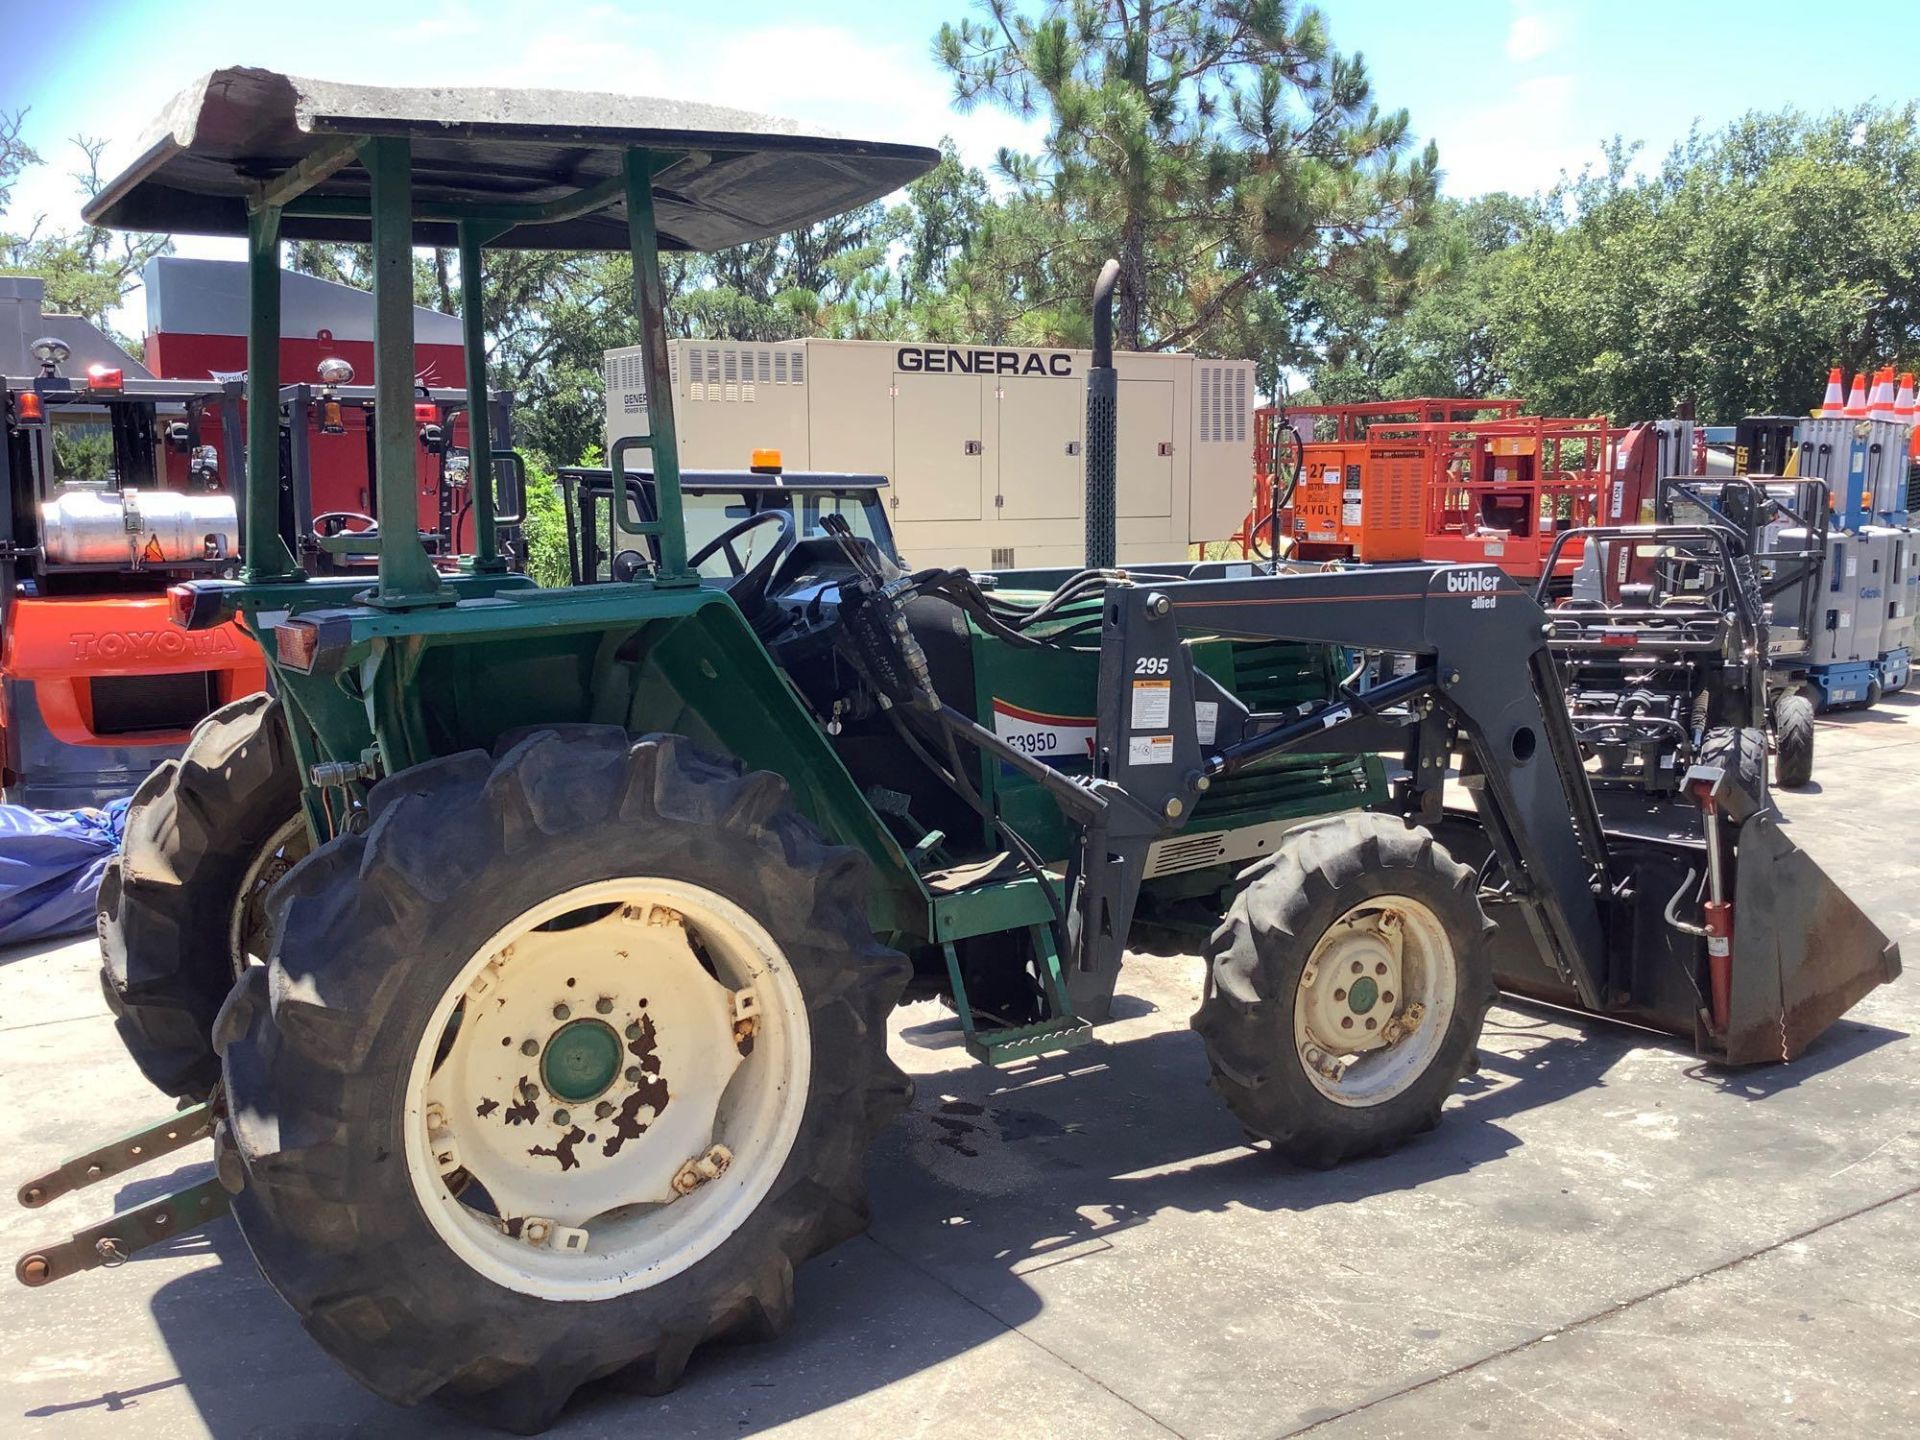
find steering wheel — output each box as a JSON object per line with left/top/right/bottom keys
{"left": 311, "top": 511, "right": 382, "bottom": 560}
{"left": 687, "top": 508, "right": 796, "bottom": 618}
{"left": 314, "top": 511, "right": 380, "bottom": 540}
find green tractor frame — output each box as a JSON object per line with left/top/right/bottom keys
{"left": 11, "top": 69, "right": 1900, "bottom": 1433}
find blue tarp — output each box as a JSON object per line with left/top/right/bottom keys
{"left": 0, "top": 801, "right": 129, "bottom": 946}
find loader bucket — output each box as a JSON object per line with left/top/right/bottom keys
{"left": 1724, "top": 811, "right": 1903, "bottom": 1064}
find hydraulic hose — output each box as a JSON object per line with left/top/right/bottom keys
{"left": 1252, "top": 411, "right": 1304, "bottom": 564}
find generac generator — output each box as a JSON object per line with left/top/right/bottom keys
{"left": 604, "top": 337, "right": 1256, "bottom": 569}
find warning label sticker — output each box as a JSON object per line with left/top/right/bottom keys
{"left": 1194, "top": 700, "right": 1219, "bottom": 746}
{"left": 1131, "top": 678, "right": 1171, "bottom": 729}
{"left": 1128, "top": 734, "right": 1174, "bottom": 766}
{"left": 991, "top": 699, "right": 1095, "bottom": 764}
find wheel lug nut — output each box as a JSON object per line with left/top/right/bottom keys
{"left": 595, "top": 1100, "right": 615, "bottom": 1119}
{"left": 1351, "top": 961, "right": 1363, "bottom": 974}
{"left": 1375, "top": 962, "right": 1387, "bottom": 975}
{"left": 1383, "top": 991, "right": 1395, "bottom": 1003}
{"left": 1334, "top": 988, "right": 1347, "bottom": 1002}
{"left": 1364, "top": 1018, "right": 1377, "bottom": 1031}
{"left": 1340, "top": 1017, "right": 1354, "bottom": 1029}
{"left": 552, "top": 1003, "right": 571, "bottom": 1021}
{"left": 625, "top": 1066, "right": 641, "bottom": 1083}
{"left": 553, "top": 1109, "right": 571, "bottom": 1126}
{"left": 596, "top": 997, "right": 614, "bottom": 1015}
{"left": 625, "top": 1023, "right": 642, "bottom": 1040}
{"left": 521, "top": 1039, "right": 539, "bottom": 1056}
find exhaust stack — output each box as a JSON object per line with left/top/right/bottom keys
{"left": 1085, "top": 259, "right": 1121, "bottom": 570}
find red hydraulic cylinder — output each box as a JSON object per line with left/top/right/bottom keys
{"left": 1703, "top": 900, "right": 1733, "bottom": 1036}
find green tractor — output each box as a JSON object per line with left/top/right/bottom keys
{"left": 14, "top": 70, "right": 1897, "bottom": 1433}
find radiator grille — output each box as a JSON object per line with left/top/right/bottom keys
{"left": 675, "top": 345, "right": 805, "bottom": 400}
{"left": 1197, "top": 365, "right": 1249, "bottom": 444}
{"left": 1375, "top": 451, "right": 1422, "bottom": 533}
{"left": 605, "top": 353, "right": 647, "bottom": 415}
{"left": 1147, "top": 831, "right": 1229, "bottom": 875}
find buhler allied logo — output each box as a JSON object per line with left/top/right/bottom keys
{"left": 69, "top": 629, "right": 239, "bottom": 661}
{"left": 1444, "top": 570, "right": 1502, "bottom": 593}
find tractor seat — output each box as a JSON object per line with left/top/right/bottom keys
{"left": 921, "top": 851, "right": 1024, "bottom": 895}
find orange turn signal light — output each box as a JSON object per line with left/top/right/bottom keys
{"left": 750, "top": 448, "right": 783, "bottom": 473}
{"left": 15, "top": 392, "right": 44, "bottom": 424}
{"left": 275, "top": 620, "right": 321, "bottom": 671}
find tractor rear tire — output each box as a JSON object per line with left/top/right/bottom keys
{"left": 99, "top": 693, "right": 305, "bottom": 1099}
{"left": 215, "top": 729, "right": 911, "bottom": 1433}
{"left": 1773, "top": 692, "right": 1815, "bottom": 790}
{"left": 1192, "top": 813, "right": 1494, "bottom": 1169}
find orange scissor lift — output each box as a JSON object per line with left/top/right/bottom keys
{"left": 1236, "top": 398, "right": 1614, "bottom": 581}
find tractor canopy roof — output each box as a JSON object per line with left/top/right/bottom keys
{"left": 85, "top": 68, "right": 939, "bottom": 251}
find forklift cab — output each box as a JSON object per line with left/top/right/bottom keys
{"left": 279, "top": 374, "right": 524, "bottom": 574}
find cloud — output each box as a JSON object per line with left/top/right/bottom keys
{"left": 1430, "top": 71, "right": 1604, "bottom": 197}
{"left": 1504, "top": 3, "right": 1564, "bottom": 63}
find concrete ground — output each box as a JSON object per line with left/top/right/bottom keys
{"left": 3, "top": 698, "right": 1918, "bottom": 1439}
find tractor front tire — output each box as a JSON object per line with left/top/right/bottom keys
{"left": 99, "top": 693, "right": 305, "bottom": 1099}
{"left": 215, "top": 729, "right": 911, "bottom": 1432}
{"left": 1773, "top": 692, "right": 1816, "bottom": 790}
{"left": 1192, "top": 813, "right": 1494, "bottom": 1169}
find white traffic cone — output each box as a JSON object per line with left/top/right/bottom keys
{"left": 1821, "top": 366, "right": 1846, "bottom": 416}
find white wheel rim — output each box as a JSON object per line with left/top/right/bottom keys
{"left": 227, "top": 814, "right": 309, "bottom": 978}
{"left": 401, "top": 878, "right": 811, "bottom": 1301}
{"left": 1292, "top": 895, "right": 1457, "bottom": 1108}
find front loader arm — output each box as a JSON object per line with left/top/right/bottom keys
{"left": 1082, "top": 564, "right": 1612, "bottom": 1010}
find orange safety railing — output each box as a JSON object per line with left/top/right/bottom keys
{"left": 1232, "top": 398, "right": 1527, "bottom": 557}
{"left": 1282, "top": 397, "right": 1527, "bottom": 444}
{"left": 1405, "top": 415, "right": 1613, "bottom": 578}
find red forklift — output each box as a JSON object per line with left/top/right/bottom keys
{"left": 0, "top": 276, "right": 260, "bottom": 808}
{"left": 0, "top": 265, "right": 516, "bottom": 808}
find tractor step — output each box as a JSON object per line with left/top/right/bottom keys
{"left": 966, "top": 1017, "right": 1094, "bottom": 1066}
{"left": 14, "top": 1100, "right": 230, "bottom": 1289}
{"left": 940, "top": 915, "right": 1095, "bottom": 1066}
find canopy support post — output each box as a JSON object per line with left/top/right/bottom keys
{"left": 365, "top": 136, "right": 452, "bottom": 608}
{"left": 622, "top": 149, "right": 694, "bottom": 587}
{"left": 241, "top": 204, "right": 300, "bottom": 583}
{"left": 457, "top": 221, "right": 504, "bottom": 573}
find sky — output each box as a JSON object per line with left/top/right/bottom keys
{"left": 3, "top": 0, "right": 1917, "bottom": 328}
